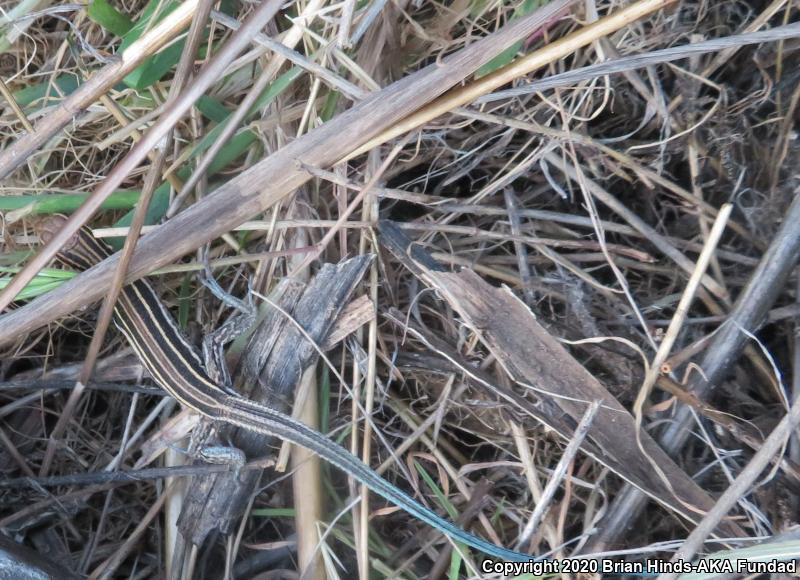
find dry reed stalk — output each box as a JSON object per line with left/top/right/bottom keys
{"left": 345, "top": 0, "right": 677, "bottom": 160}
{"left": 0, "top": 0, "right": 573, "bottom": 343}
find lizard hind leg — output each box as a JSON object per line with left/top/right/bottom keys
{"left": 188, "top": 422, "right": 247, "bottom": 476}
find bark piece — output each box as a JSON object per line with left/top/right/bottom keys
{"left": 378, "top": 219, "right": 742, "bottom": 537}
{"left": 177, "top": 256, "right": 371, "bottom": 546}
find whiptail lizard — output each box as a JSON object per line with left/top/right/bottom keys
{"left": 48, "top": 221, "right": 534, "bottom": 563}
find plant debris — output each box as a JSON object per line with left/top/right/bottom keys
{"left": 0, "top": 0, "right": 799, "bottom": 578}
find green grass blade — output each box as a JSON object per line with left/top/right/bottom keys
{"left": 413, "top": 460, "right": 469, "bottom": 571}
{"left": 0, "top": 268, "right": 76, "bottom": 300}
{"left": 475, "top": 0, "right": 546, "bottom": 78}
{"left": 88, "top": 0, "right": 134, "bottom": 37}
{"left": 118, "top": 0, "right": 186, "bottom": 89}
{"left": 2, "top": 190, "right": 141, "bottom": 221}
{"left": 13, "top": 74, "right": 80, "bottom": 111}
{"left": 413, "top": 460, "right": 457, "bottom": 519}
{"left": 111, "top": 67, "right": 303, "bottom": 229}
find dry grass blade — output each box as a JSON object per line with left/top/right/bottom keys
{"left": 515, "top": 400, "right": 601, "bottom": 551}
{"left": 477, "top": 22, "right": 800, "bottom": 103}
{"left": 346, "top": 0, "right": 677, "bottom": 160}
{"left": 664, "top": 395, "right": 800, "bottom": 576}
{"left": 0, "top": 0, "right": 286, "bottom": 312}
{"left": 0, "top": 0, "right": 200, "bottom": 180}
{"left": 592, "top": 196, "right": 800, "bottom": 552}
{"left": 0, "top": 0, "right": 572, "bottom": 343}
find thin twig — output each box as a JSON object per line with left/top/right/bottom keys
{"left": 516, "top": 400, "right": 601, "bottom": 551}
